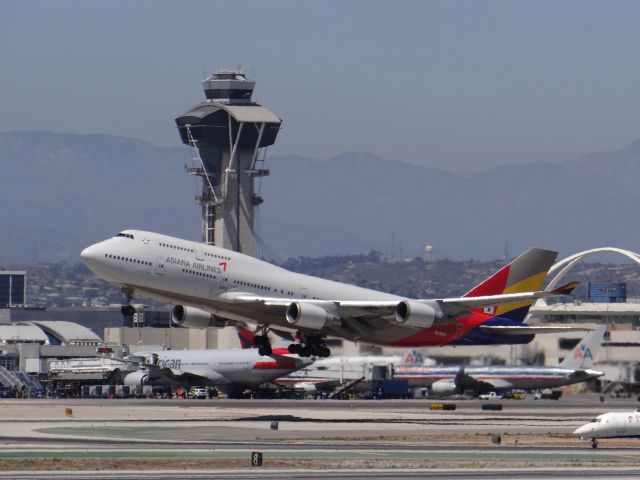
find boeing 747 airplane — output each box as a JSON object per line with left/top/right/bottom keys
{"left": 81, "top": 230, "right": 583, "bottom": 357}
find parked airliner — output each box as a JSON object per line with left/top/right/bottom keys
{"left": 393, "top": 325, "right": 606, "bottom": 396}
{"left": 81, "top": 230, "right": 582, "bottom": 357}
{"left": 121, "top": 346, "right": 312, "bottom": 395}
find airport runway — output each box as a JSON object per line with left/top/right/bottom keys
{"left": 0, "top": 395, "right": 639, "bottom": 478}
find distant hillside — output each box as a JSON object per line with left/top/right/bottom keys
{"left": 1, "top": 130, "right": 639, "bottom": 263}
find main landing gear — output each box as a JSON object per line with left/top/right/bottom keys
{"left": 253, "top": 329, "right": 273, "bottom": 356}
{"left": 288, "top": 335, "right": 331, "bottom": 358}
{"left": 120, "top": 287, "right": 136, "bottom": 317}
{"left": 591, "top": 439, "right": 598, "bottom": 449}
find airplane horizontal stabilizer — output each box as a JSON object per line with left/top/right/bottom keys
{"left": 478, "top": 325, "right": 592, "bottom": 336}
{"left": 439, "top": 290, "right": 564, "bottom": 309}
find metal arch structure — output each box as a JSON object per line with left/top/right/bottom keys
{"left": 545, "top": 247, "right": 640, "bottom": 292}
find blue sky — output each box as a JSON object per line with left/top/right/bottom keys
{"left": 2, "top": 0, "right": 640, "bottom": 171}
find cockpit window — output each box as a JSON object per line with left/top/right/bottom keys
{"left": 116, "top": 232, "right": 134, "bottom": 239}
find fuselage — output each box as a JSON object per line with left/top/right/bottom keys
{"left": 81, "top": 230, "right": 529, "bottom": 348}
{"left": 393, "top": 364, "right": 603, "bottom": 390}
{"left": 131, "top": 347, "right": 311, "bottom": 387}
{"left": 574, "top": 410, "right": 640, "bottom": 440}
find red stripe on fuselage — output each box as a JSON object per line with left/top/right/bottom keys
{"left": 389, "top": 311, "right": 491, "bottom": 347}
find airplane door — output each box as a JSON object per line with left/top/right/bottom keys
{"left": 299, "top": 287, "right": 308, "bottom": 299}
{"left": 194, "top": 248, "right": 204, "bottom": 261}
{"left": 155, "top": 256, "right": 165, "bottom": 275}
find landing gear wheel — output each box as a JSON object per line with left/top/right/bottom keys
{"left": 290, "top": 335, "right": 331, "bottom": 358}
{"left": 120, "top": 287, "right": 135, "bottom": 317}
{"left": 591, "top": 439, "right": 598, "bottom": 449}
{"left": 254, "top": 334, "right": 272, "bottom": 356}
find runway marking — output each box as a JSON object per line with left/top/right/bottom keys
{"left": 0, "top": 448, "right": 640, "bottom": 463}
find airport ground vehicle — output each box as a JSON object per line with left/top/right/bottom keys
{"left": 190, "top": 387, "right": 208, "bottom": 399}
{"left": 479, "top": 391, "right": 502, "bottom": 400}
{"left": 534, "top": 389, "right": 562, "bottom": 400}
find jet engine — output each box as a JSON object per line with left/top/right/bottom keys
{"left": 286, "top": 302, "right": 334, "bottom": 330}
{"left": 293, "top": 382, "right": 317, "bottom": 397}
{"left": 431, "top": 379, "right": 459, "bottom": 397}
{"left": 171, "top": 305, "right": 213, "bottom": 329}
{"left": 395, "top": 301, "right": 438, "bottom": 329}
{"left": 123, "top": 371, "right": 149, "bottom": 386}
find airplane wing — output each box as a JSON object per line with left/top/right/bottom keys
{"left": 222, "top": 290, "right": 566, "bottom": 328}
{"left": 226, "top": 291, "right": 557, "bottom": 310}
{"left": 453, "top": 368, "right": 514, "bottom": 394}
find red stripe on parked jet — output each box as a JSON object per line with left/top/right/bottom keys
{"left": 253, "top": 359, "right": 295, "bottom": 370}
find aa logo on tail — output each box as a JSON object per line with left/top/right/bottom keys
{"left": 403, "top": 350, "right": 424, "bottom": 365}
{"left": 574, "top": 344, "right": 593, "bottom": 361}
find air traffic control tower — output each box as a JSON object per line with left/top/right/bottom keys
{"left": 175, "top": 69, "right": 281, "bottom": 256}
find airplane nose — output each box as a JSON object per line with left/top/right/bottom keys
{"left": 573, "top": 424, "right": 590, "bottom": 436}
{"left": 80, "top": 245, "right": 96, "bottom": 262}
{"left": 80, "top": 243, "right": 102, "bottom": 268}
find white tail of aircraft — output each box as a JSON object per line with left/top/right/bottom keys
{"left": 560, "top": 325, "right": 606, "bottom": 370}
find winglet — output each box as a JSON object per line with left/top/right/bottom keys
{"left": 549, "top": 281, "right": 580, "bottom": 295}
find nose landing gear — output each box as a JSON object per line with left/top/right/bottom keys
{"left": 120, "top": 288, "right": 136, "bottom": 317}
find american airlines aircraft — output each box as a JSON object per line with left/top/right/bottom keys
{"left": 393, "top": 325, "right": 606, "bottom": 396}
{"left": 121, "top": 345, "right": 312, "bottom": 394}
{"left": 81, "top": 230, "right": 580, "bottom": 358}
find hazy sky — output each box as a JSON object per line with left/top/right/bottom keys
{"left": 2, "top": 0, "right": 640, "bottom": 172}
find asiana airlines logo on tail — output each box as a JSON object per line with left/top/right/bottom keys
{"left": 574, "top": 344, "right": 593, "bottom": 361}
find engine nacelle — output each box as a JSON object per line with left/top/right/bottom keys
{"left": 286, "top": 302, "right": 334, "bottom": 330}
{"left": 171, "top": 305, "right": 212, "bottom": 329}
{"left": 123, "top": 371, "right": 149, "bottom": 386}
{"left": 431, "top": 379, "right": 459, "bottom": 397}
{"left": 293, "top": 382, "right": 317, "bottom": 397}
{"left": 395, "top": 301, "right": 437, "bottom": 329}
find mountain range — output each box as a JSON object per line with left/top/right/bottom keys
{"left": 1, "top": 130, "right": 639, "bottom": 263}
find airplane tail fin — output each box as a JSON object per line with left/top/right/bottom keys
{"left": 560, "top": 325, "right": 606, "bottom": 370}
{"left": 402, "top": 350, "right": 425, "bottom": 365}
{"left": 236, "top": 326, "right": 256, "bottom": 349}
{"left": 463, "top": 248, "right": 558, "bottom": 322}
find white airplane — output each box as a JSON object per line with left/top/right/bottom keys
{"left": 395, "top": 326, "right": 606, "bottom": 396}
{"left": 121, "top": 345, "right": 312, "bottom": 395}
{"left": 574, "top": 409, "right": 640, "bottom": 448}
{"left": 81, "top": 230, "right": 583, "bottom": 358}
